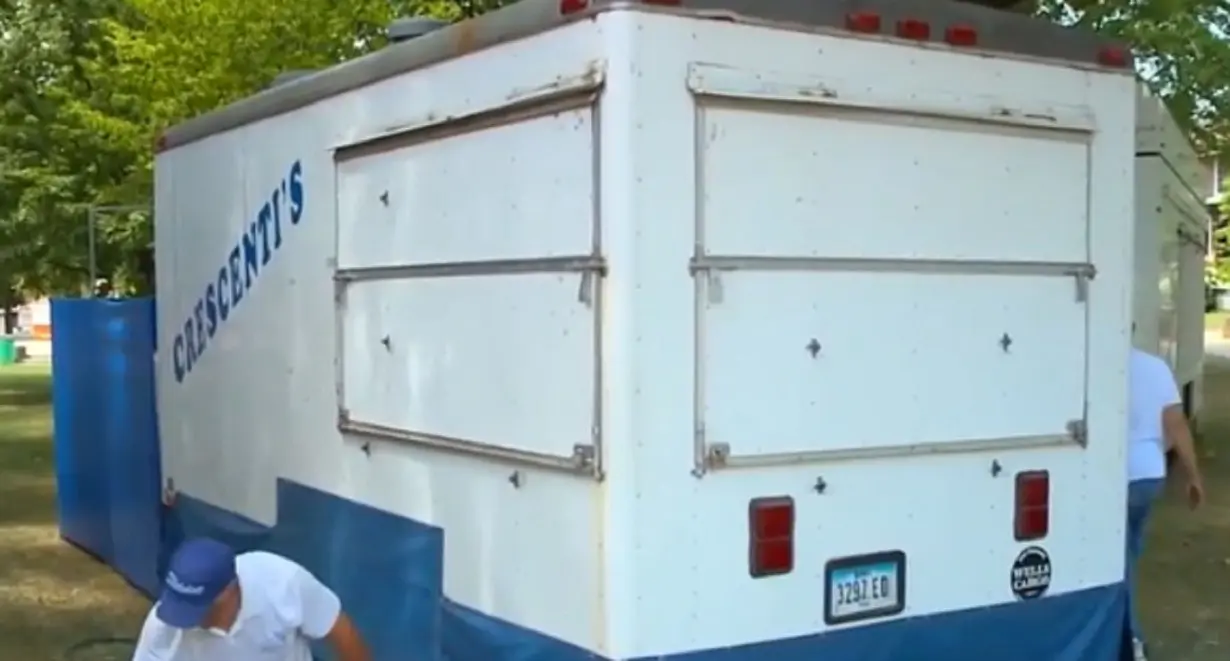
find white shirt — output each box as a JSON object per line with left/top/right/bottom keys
{"left": 1128, "top": 348, "right": 1182, "bottom": 481}
{"left": 133, "top": 551, "right": 341, "bottom": 661}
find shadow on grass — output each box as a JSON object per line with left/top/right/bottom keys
{"left": 0, "top": 364, "right": 53, "bottom": 399}
{"left": 0, "top": 364, "right": 148, "bottom": 659}
{"left": 0, "top": 387, "right": 54, "bottom": 408}
{"left": 0, "top": 364, "right": 58, "bottom": 527}
{"left": 0, "top": 541, "right": 148, "bottom": 659}
{"left": 0, "top": 479, "right": 57, "bottom": 527}
{"left": 0, "top": 362, "right": 57, "bottom": 554}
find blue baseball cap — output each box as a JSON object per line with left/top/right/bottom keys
{"left": 156, "top": 538, "right": 237, "bottom": 628}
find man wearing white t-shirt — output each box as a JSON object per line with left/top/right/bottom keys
{"left": 132, "top": 538, "right": 371, "bottom": 661}
{"left": 1125, "top": 347, "right": 1204, "bottom": 661}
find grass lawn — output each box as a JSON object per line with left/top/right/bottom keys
{"left": 1206, "top": 310, "right": 1228, "bottom": 332}
{"left": 0, "top": 363, "right": 147, "bottom": 660}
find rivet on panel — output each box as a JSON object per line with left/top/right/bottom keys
{"left": 806, "top": 338, "right": 822, "bottom": 358}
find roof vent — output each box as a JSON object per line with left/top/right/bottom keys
{"left": 269, "top": 70, "right": 315, "bottom": 88}
{"left": 388, "top": 17, "right": 449, "bottom": 43}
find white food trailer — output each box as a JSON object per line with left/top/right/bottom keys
{"left": 1134, "top": 84, "right": 1213, "bottom": 427}
{"left": 153, "top": 0, "right": 1138, "bottom": 659}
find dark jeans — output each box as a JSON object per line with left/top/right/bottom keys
{"left": 1126, "top": 478, "right": 1164, "bottom": 642}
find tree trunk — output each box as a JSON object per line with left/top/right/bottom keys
{"left": 1, "top": 286, "right": 13, "bottom": 334}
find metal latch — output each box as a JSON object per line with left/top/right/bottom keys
{"left": 572, "top": 444, "right": 597, "bottom": 470}
{"left": 1073, "top": 271, "right": 1094, "bottom": 302}
{"left": 1070, "top": 264, "right": 1096, "bottom": 303}
{"left": 704, "top": 270, "right": 724, "bottom": 305}
{"left": 705, "top": 442, "right": 731, "bottom": 468}
{"left": 1066, "top": 419, "right": 1088, "bottom": 447}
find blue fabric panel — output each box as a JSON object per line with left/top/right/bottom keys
{"left": 166, "top": 478, "right": 1125, "bottom": 661}
{"left": 166, "top": 494, "right": 273, "bottom": 553}
{"left": 51, "top": 297, "right": 163, "bottom": 596}
{"left": 51, "top": 298, "right": 113, "bottom": 563}
{"left": 660, "top": 585, "right": 1124, "bottom": 661}
{"left": 97, "top": 298, "right": 163, "bottom": 597}
{"left": 276, "top": 481, "right": 443, "bottom": 661}
{"left": 440, "top": 599, "right": 599, "bottom": 661}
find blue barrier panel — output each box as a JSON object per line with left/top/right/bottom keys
{"left": 100, "top": 298, "right": 162, "bottom": 596}
{"left": 51, "top": 299, "right": 112, "bottom": 564}
{"left": 51, "top": 297, "right": 162, "bottom": 596}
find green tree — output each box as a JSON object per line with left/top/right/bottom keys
{"left": 0, "top": 0, "right": 500, "bottom": 295}
{"left": 0, "top": 0, "right": 126, "bottom": 294}
{"left": 61, "top": 0, "right": 421, "bottom": 293}
{"left": 1037, "top": 0, "right": 1230, "bottom": 153}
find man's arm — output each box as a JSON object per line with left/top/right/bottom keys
{"left": 1163, "top": 403, "right": 1202, "bottom": 485}
{"left": 1154, "top": 359, "right": 1198, "bottom": 479}
{"left": 292, "top": 565, "right": 372, "bottom": 661}
{"left": 130, "top": 608, "right": 177, "bottom": 661}
{"left": 1152, "top": 359, "right": 1204, "bottom": 507}
{"left": 322, "top": 612, "right": 371, "bottom": 661}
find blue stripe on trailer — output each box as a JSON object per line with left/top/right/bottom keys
{"left": 162, "top": 479, "right": 1125, "bottom": 661}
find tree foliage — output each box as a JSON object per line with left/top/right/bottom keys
{"left": 0, "top": 0, "right": 1227, "bottom": 295}
{"left": 0, "top": 0, "right": 126, "bottom": 294}
{"left": 0, "top": 0, "right": 495, "bottom": 295}
{"left": 1038, "top": 0, "right": 1230, "bottom": 153}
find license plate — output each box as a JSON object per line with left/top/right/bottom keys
{"left": 824, "top": 550, "right": 906, "bottom": 625}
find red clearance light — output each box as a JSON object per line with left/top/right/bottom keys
{"left": 845, "top": 12, "right": 882, "bottom": 33}
{"left": 945, "top": 24, "right": 977, "bottom": 47}
{"left": 559, "top": 0, "right": 588, "bottom": 14}
{"left": 1014, "top": 470, "right": 1050, "bottom": 541}
{"left": 749, "top": 496, "right": 794, "bottom": 578}
{"left": 1097, "top": 45, "right": 1131, "bottom": 68}
{"left": 896, "top": 18, "right": 930, "bottom": 41}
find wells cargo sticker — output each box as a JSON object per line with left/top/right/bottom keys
{"left": 1010, "top": 546, "right": 1052, "bottom": 600}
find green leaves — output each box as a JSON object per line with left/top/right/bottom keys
{"left": 1038, "top": 0, "right": 1230, "bottom": 153}
{"left": 0, "top": 0, "right": 500, "bottom": 295}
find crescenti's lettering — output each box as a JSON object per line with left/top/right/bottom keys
{"left": 172, "top": 160, "right": 304, "bottom": 383}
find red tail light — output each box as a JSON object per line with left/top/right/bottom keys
{"left": 945, "top": 24, "right": 977, "bottom": 47}
{"left": 1014, "top": 471, "right": 1050, "bottom": 541}
{"left": 1097, "top": 46, "right": 1131, "bottom": 68}
{"left": 749, "top": 496, "right": 794, "bottom": 577}
{"left": 896, "top": 18, "right": 931, "bottom": 41}
{"left": 559, "top": 0, "right": 588, "bottom": 14}
{"left": 845, "top": 12, "right": 882, "bottom": 33}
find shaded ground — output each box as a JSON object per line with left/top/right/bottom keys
{"left": 1207, "top": 311, "right": 1228, "bottom": 332}
{"left": 1137, "top": 349, "right": 1230, "bottom": 660}
{"left": 0, "top": 363, "right": 146, "bottom": 660}
{"left": 0, "top": 355, "right": 1228, "bottom": 659}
